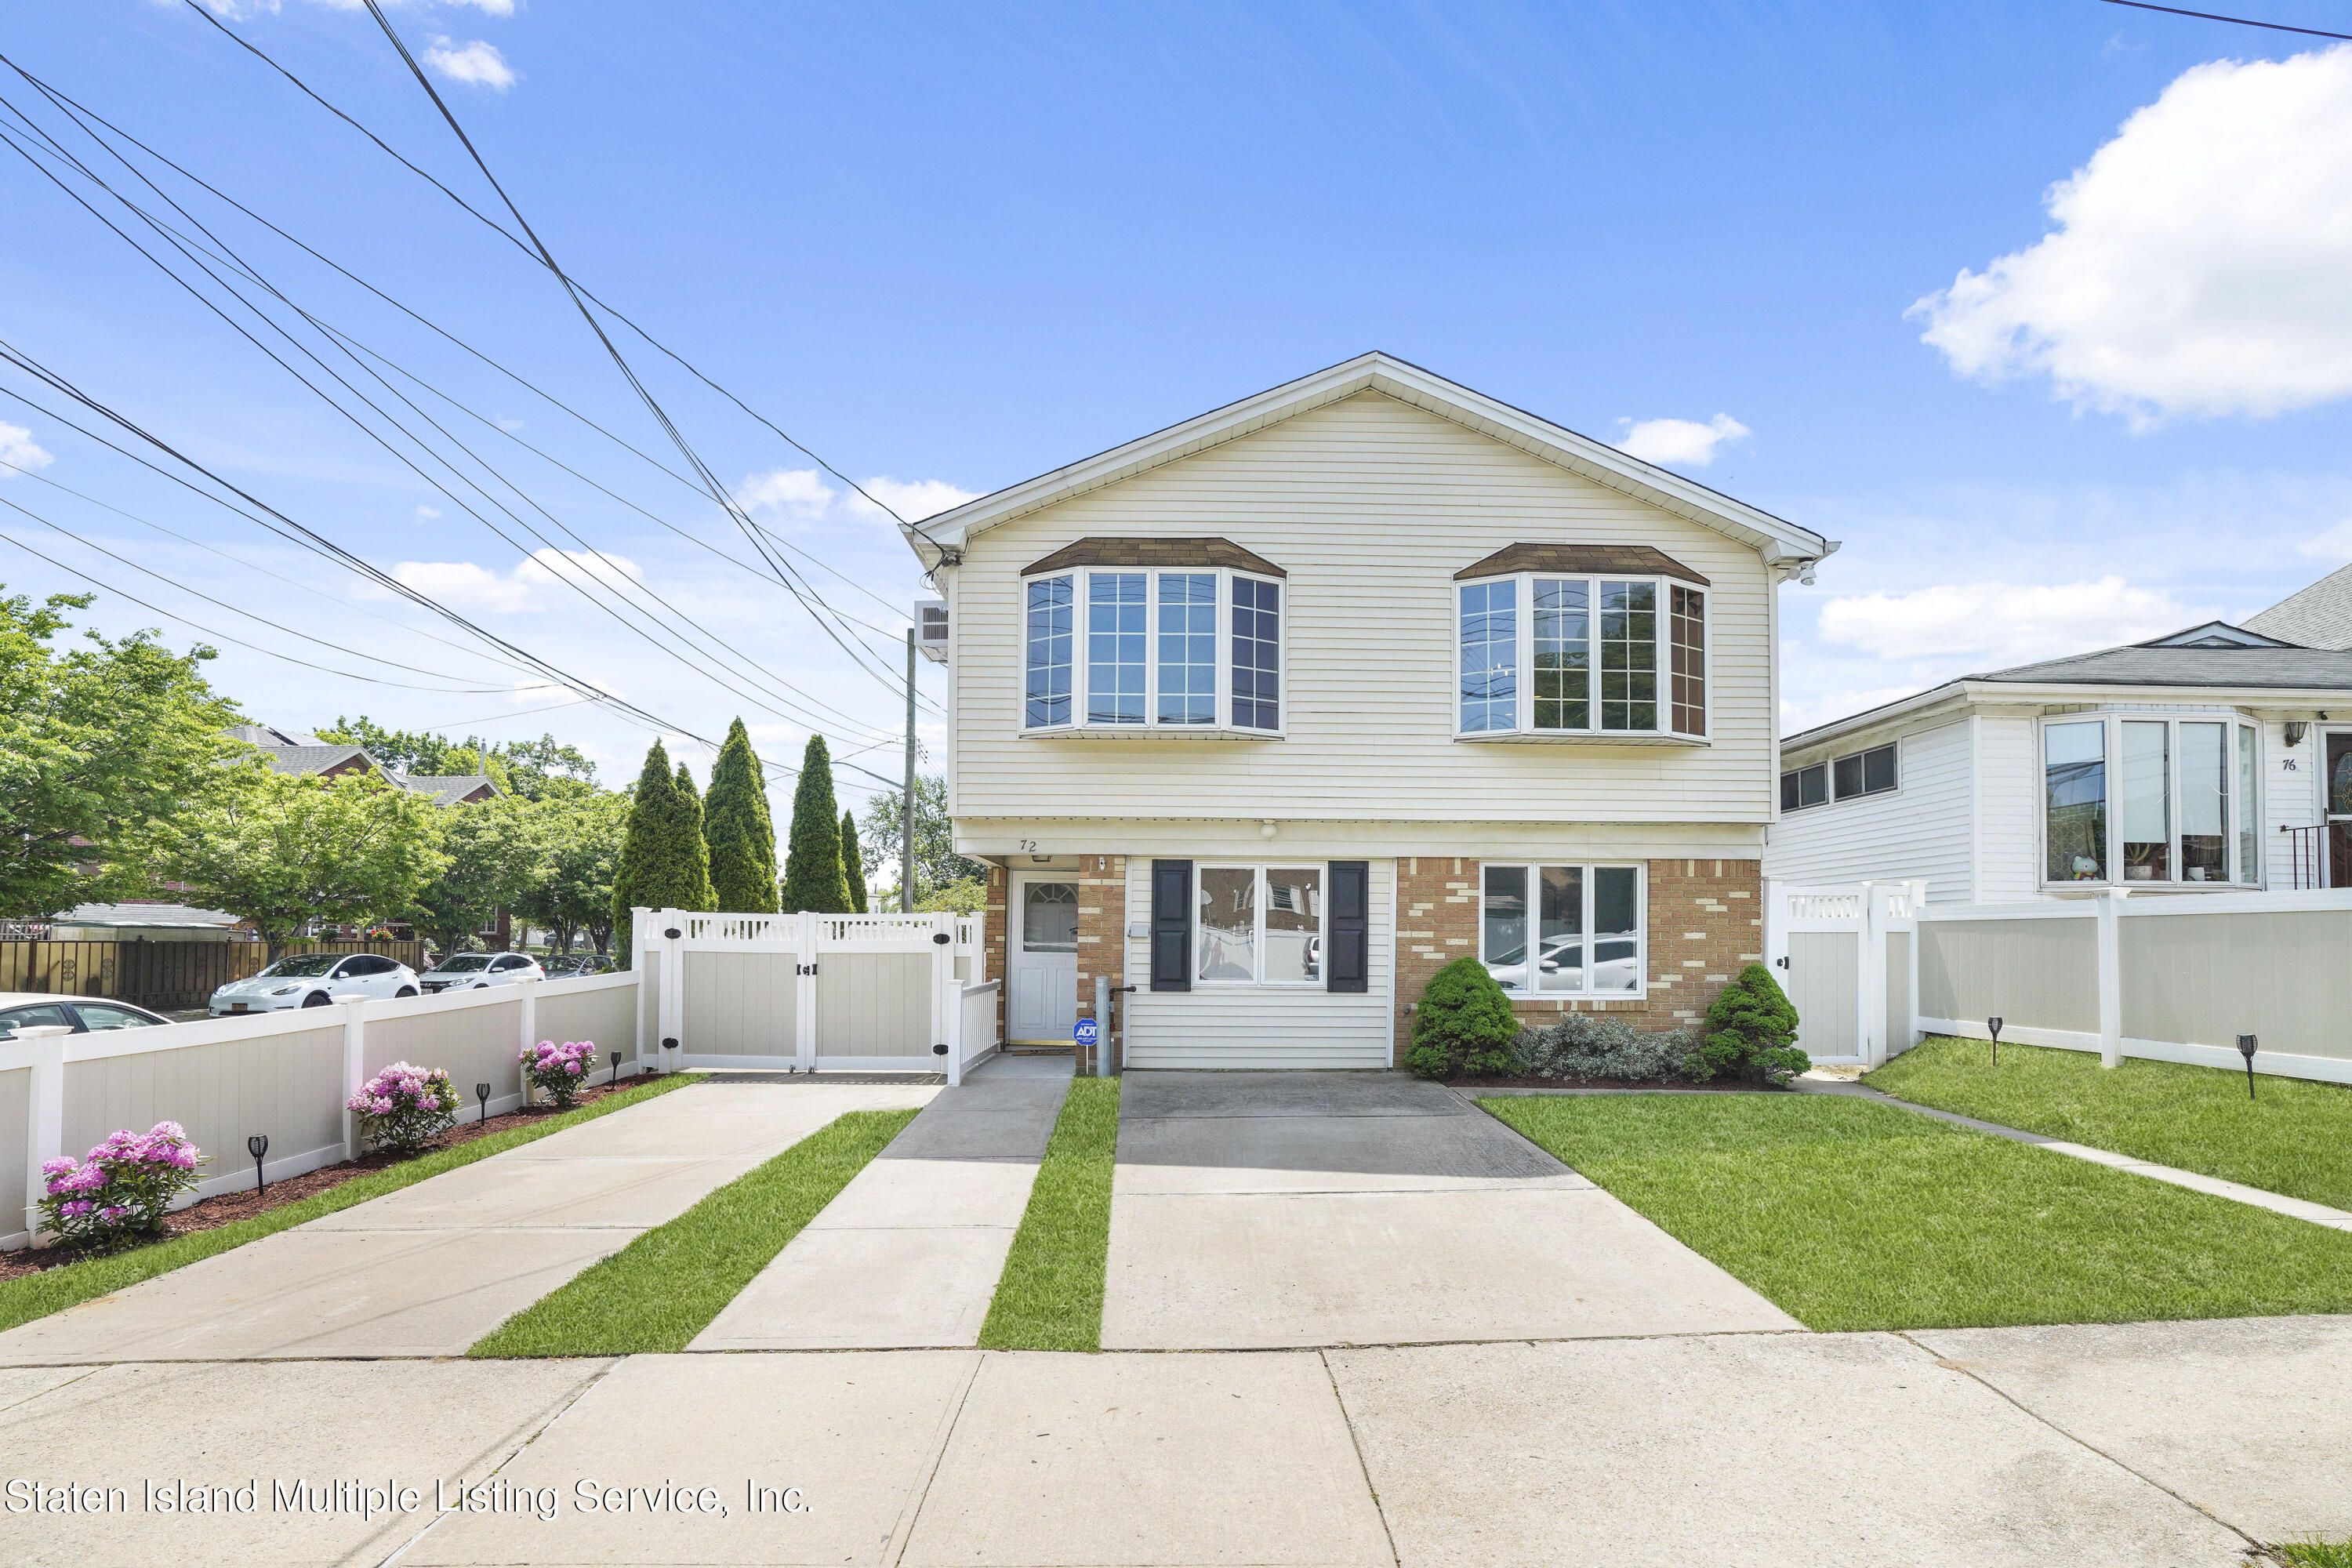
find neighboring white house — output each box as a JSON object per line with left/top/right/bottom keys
{"left": 901, "top": 352, "right": 1835, "bottom": 1069}
{"left": 1767, "top": 622, "right": 2352, "bottom": 903}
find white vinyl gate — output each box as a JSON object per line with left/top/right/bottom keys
{"left": 1762, "top": 880, "right": 1926, "bottom": 1067}
{"left": 630, "top": 908, "right": 994, "bottom": 1083}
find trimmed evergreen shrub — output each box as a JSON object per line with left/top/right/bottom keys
{"left": 1407, "top": 956, "right": 1519, "bottom": 1079}
{"left": 1510, "top": 1012, "right": 1702, "bottom": 1083}
{"left": 671, "top": 764, "right": 717, "bottom": 914}
{"left": 779, "top": 735, "right": 854, "bottom": 913}
{"left": 609, "top": 741, "right": 716, "bottom": 965}
{"left": 840, "top": 809, "right": 868, "bottom": 913}
{"left": 704, "top": 718, "right": 778, "bottom": 913}
{"left": 1697, "top": 964, "right": 1809, "bottom": 1086}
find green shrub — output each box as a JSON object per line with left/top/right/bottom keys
{"left": 1697, "top": 964, "right": 1807, "bottom": 1086}
{"left": 1408, "top": 956, "right": 1519, "bottom": 1079}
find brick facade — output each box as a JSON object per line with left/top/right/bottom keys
{"left": 982, "top": 863, "right": 1009, "bottom": 1044}
{"left": 1392, "top": 857, "right": 1762, "bottom": 1066}
{"left": 1073, "top": 854, "right": 1128, "bottom": 1074}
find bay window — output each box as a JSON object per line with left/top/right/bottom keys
{"left": 1455, "top": 565, "right": 1703, "bottom": 739}
{"left": 1479, "top": 862, "right": 1644, "bottom": 996}
{"left": 1022, "top": 561, "right": 1283, "bottom": 734}
{"left": 2042, "top": 714, "right": 2260, "bottom": 887}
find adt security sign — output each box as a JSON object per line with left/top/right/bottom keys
{"left": 1074, "top": 1018, "right": 1099, "bottom": 1047}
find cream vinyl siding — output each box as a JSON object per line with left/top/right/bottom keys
{"left": 1973, "top": 715, "right": 2044, "bottom": 902}
{"left": 948, "top": 392, "right": 1773, "bottom": 826}
{"left": 2266, "top": 719, "right": 2314, "bottom": 890}
{"left": 1118, "top": 856, "right": 1395, "bottom": 1069}
{"left": 1766, "top": 722, "right": 1973, "bottom": 902}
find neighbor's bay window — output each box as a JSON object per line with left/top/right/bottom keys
{"left": 1023, "top": 564, "right": 1283, "bottom": 733}
{"left": 2042, "top": 714, "right": 2260, "bottom": 887}
{"left": 1456, "top": 570, "right": 1703, "bottom": 739}
{"left": 1479, "top": 863, "right": 1644, "bottom": 996}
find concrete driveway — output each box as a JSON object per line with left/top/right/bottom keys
{"left": 1102, "top": 1071, "right": 1798, "bottom": 1349}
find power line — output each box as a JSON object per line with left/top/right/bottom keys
{"left": 2096, "top": 0, "right": 2352, "bottom": 39}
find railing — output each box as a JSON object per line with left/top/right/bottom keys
{"left": 2283, "top": 824, "right": 2328, "bottom": 891}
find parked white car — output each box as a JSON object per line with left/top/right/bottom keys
{"left": 208, "top": 953, "right": 419, "bottom": 1015}
{"left": 0, "top": 993, "right": 172, "bottom": 1039}
{"left": 418, "top": 952, "right": 545, "bottom": 993}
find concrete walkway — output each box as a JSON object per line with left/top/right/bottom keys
{"left": 13, "top": 1317, "right": 2351, "bottom": 1565}
{"left": 692, "top": 1054, "right": 1072, "bottom": 1350}
{"left": 1803, "top": 1078, "right": 2352, "bottom": 1230}
{"left": 0, "top": 1078, "right": 935, "bottom": 1365}
{"left": 1102, "top": 1070, "right": 1799, "bottom": 1348}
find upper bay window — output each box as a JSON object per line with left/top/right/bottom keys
{"left": 1453, "top": 544, "right": 1707, "bottom": 740}
{"left": 1020, "top": 539, "right": 1284, "bottom": 735}
{"left": 2042, "top": 713, "right": 2260, "bottom": 887}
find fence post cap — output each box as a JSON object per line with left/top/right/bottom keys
{"left": 333, "top": 991, "right": 369, "bottom": 1005}
{"left": 10, "top": 1024, "right": 71, "bottom": 1037}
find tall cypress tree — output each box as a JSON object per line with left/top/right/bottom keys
{"left": 779, "top": 735, "right": 853, "bottom": 913}
{"left": 671, "top": 762, "right": 717, "bottom": 913}
{"left": 840, "top": 809, "right": 868, "bottom": 913}
{"left": 611, "top": 741, "right": 674, "bottom": 966}
{"left": 705, "top": 717, "right": 779, "bottom": 913}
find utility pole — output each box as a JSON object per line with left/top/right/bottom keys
{"left": 902, "top": 626, "right": 917, "bottom": 913}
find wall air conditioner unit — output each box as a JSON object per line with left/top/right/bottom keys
{"left": 916, "top": 597, "right": 949, "bottom": 663}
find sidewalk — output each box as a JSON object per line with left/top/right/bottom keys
{"left": 0, "top": 1078, "right": 937, "bottom": 1365}
{"left": 13, "top": 1318, "right": 2349, "bottom": 1566}
{"left": 691, "top": 1054, "right": 1073, "bottom": 1350}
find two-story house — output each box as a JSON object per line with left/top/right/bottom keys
{"left": 902, "top": 354, "right": 1835, "bottom": 1069}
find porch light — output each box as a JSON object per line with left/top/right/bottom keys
{"left": 2285, "top": 722, "right": 2307, "bottom": 747}
{"left": 476, "top": 1082, "right": 492, "bottom": 1124}
{"left": 2238, "top": 1035, "right": 2259, "bottom": 1100}
{"left": 1987, "top": 1017, "right": 2002, "bottom": 1067}
{"left": 247, "top": 1134, "right": 268, "bottom": 1197}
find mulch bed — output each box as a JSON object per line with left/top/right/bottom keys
{"left": 0, "top": 1075, "right": 677, "bottom": 1283}
{"left": 1452, "top": 1075, "right": 1769, "bottom": 1091}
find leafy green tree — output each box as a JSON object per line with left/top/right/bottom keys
{"left": 151, "top": 770, "right": 445, "bottom": 959}
{"left": 318, "top": 717, "right": 597, "bottom": 801}
{"left": 910, "top": 875, "right": 984, "bottom": 915}
{"left": 1406, "top": 956, "right": 1519, "bottom": 1080}
{"left": 1696, "top": 964, "right": 1809, "bottom": 1086}
{"left": 609, "top": 742, "right": 713, "bottom": 964}
{"left": 0, "top": 588, "right": 244, "bottom": 916}
{"left": 779, "top": 735, "right": 852, "bottom": 913}
{"left": 514, "top": 791, "right": 628, "bottom": 953}
{"left": 704, "top": 717, "right": 778, "bottom": 913}
{"left": 840, "top": 809, "right": 868, "bottom": 912}
{"left": 409, "top": 795, "right": 543, "bottom": 954}
{"left": 860, "top": 774, "right": 983, "bottom": 909}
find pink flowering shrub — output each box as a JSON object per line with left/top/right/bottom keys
{"left": 347, "top": 1062, "right": 460, "bottom": 1154}
{"left": 522, "top": 1039, "right": 597, "bottom": 1109}
{"left": 38, "top": 1122, "right": 206, "bottom": 1250}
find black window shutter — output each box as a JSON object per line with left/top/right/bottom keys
{"left": 1327, "top": 860, "right": 1370, "bottom": 993}
{"left": 1150, "top": 860, "right": 1192, "bottom": 992}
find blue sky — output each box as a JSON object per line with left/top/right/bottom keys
{"left": 5, "top": 0, "right": 2352, "bottom": 802}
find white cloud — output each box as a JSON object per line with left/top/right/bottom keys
{"left": 739, "top": 468, "right": 836, "bottom": 521}
{"left": 421, "top": 38, "right": 515, "bottom": 91}
{"left": 1816, "top": 577, "right": 2204, "bottom": 667}
{"left": 414, "top": 505, "right": 441, "bottom": 521}
{"left": 844, "top": 477, "right": 982, "bottom": 523}
{"left": 2297, "top": 520, "right": 2352, "bottom": 559}
{"left": 1613, "top": 413, "right": 1749, "bottom": 467}
{"left": 0, "top": 422, "right": 53, "bottom": 476}
{"left": 376, "top": 548, "right": 641, "bottom": 613}
{"left": 1912, "top": 45, "right": 2352, "bottom": 424}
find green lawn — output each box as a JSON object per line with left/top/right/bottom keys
{"left": 0, "top": 1073, "right": 702, "bottom": 1335}
{"left": 469, "top": 1106, "right": 920, "bottom": 1357}
{"left": 1482, "top": 1091, "right": 2352, "bottom": 1332}
{"left": 2281, "top": 1544, "right": 2352, "bottom": 1567}
{"left": 1869, "top": 1036, "right": 2352, "bottom": 1211}
{"left": 978, "top": 1075, "right": 1117, "bottom": 1352}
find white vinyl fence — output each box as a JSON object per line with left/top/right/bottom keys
{"left": 631, "top": 907, "right": 993, "bottom": 1083}
{"left": 1768, "top": 880, "right": 2352, "bottom": 1083}
{"left": 2, "top": 970, "right": 640, "bottom": 1250}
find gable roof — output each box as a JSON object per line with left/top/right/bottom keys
{"left": 2248, "top": 562, "right": 2352, "bottom": 650}
{"left": 2136, "top": 619, "right": 2297, "bottom": 649}
{"left": 395, "top": 773, "right": 500, "bottom": 806}
{"left": 903, "top": 353, "right": 1835, "bottom": 575}
{"left": 255, "top": 743, "right": 374, "bottom": 776}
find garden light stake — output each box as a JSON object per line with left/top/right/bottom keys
{"left": 1987, "top": 1017, "right": 2002, "bottom": 1067}
{"left": 2238, "top": 1035, "right": 2259, "bottom": 1101}
{"left": 477, "top": 1082, "right": 492, "bottom": 1125}
{"left": 247, "top": 1134, "right": 268, "bottom": 1198}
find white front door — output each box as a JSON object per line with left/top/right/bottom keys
{"left": 1007, "top": 876, "right": 1080, "bottom": 1044}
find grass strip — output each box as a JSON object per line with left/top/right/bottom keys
{"left": 0, "top": 1073, "right": 702, "bottom": 1335}
{"left": 2281, "top": 1543, "right": 2352, "bottom": 1566}
{"left": 1869, "top": 1036, "right": 2352, "bottom": 1211}
{"left": 1483, "top": 1091, "right": 2352, "bottom": 1332}
{"left": 978, "top": 1076, "right": 1118, "bottom": 1352}
{"left": 469, "top": 1106, "right": 919, "bottom": 1357}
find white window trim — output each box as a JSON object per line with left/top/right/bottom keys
{"left": 1193, "top": 862, "right": 1327, "bottom": 988}
{"left": 1476, "top": 861, "right": 1649, "bottom": 1000}
{"left": 1020, "top": 566, "right": 1286, "bottom": 737}
{"left": 1782, "top": 741, "right": 1900, "bottom": 813}
{"left": 2038, "top": 711, "right": 2263, "bottom": 891}
{"left": 1451, "top": 573, "right": 1707, "bottom": 741}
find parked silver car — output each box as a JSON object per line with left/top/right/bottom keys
{"left": 209, "top": 953, "right": 420, "bottom": 1015}
{"left": 418, "top": 952, "right": 546, "bottom": 993}
{"left": 0, "top": 993, "right": 172, "bottom": 1039}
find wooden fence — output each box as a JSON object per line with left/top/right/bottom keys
{"left": 0, "top": 938, "right": 429, "bottom": 1012}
